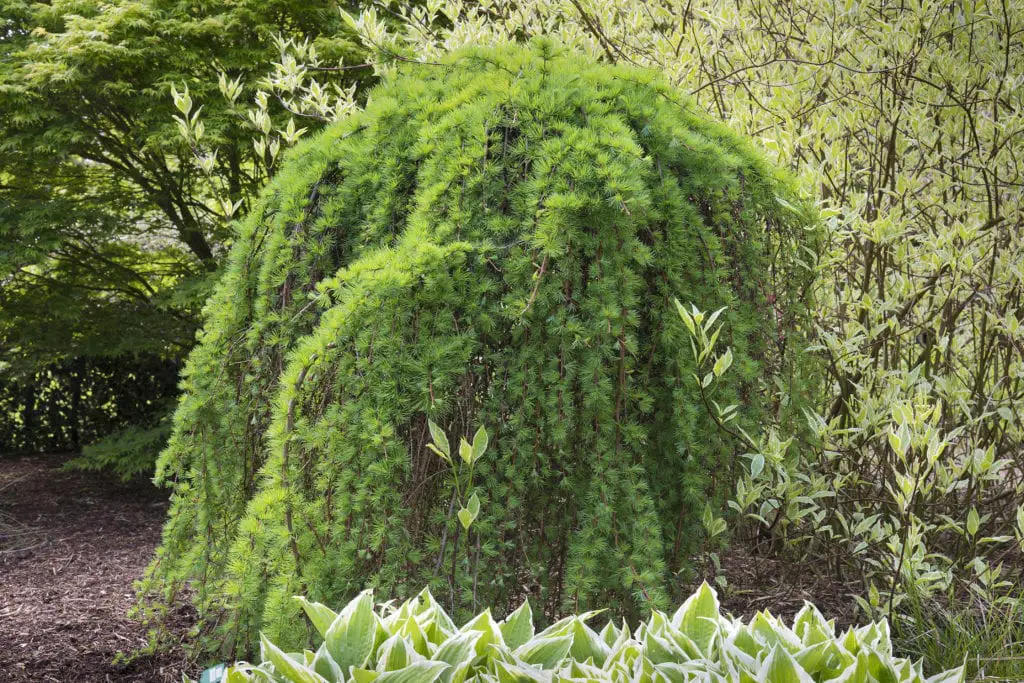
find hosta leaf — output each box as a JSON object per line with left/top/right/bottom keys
{"left": 759, "top": 645, "right": 815, "bottom": 683}
{"left": 723, "top": 624, "right": 760, "bottom": 660}
{"left": 375, "top": 660, "right": 450, "bottom": 683}
{"left": 417, "top": 589, "right": 457, "bottom": 634}
{"left": 493, "top": 659, "right": 549, "bottom": 683}
{"left": 644, "top": 629, "right": 687, "bottom": 665}
{"left": 225, "top": 668, "right": 254, "bottom": 683}
{"left": 448, "top": 660, "right": 474, "bottom": 683}
{"left": 604, "top": 639, "right": 641, "bottom": 670}
{"left": 260, "top": 633, "right": 328, "bottom": 683}
{"left": 432, "top": 631, "right": 481, "bottom": 681}
{"left": 384, "top": 600, "right": 414, "bottom": 632}
{"left": 536, "top": 616, "right": 576, "bottom": 639}
{"left": 378, "top": 634, "right": 412, "bottom": 672}
{"left": 598, "top": 621, "right": 618, "bottom": 648}
{"left": 751, "top": 613, "right": 801, "bottom": 652}
{"left": 399, "top": 611, "right": 430, "bottom": 656}
{"left": 459, "top": 608, "right": 504, "bottom": 656}
{"left": 631, "top": 649, "right": 656, "bottom": 683}
{"left": 537, "top": 610, "right": 602, "bottom": 640}
{"left": 569, "top": 619, "right": 610, "bottom": 666}
{"left": 314, "top": 643, "right": 344, "bottom": 683}
{"left": 351, "top": 668, "right": 381, "bottom": 683}
{"left": 326, "top": 590, "right": 377, "bottom": 671}
{"left": 665, "top": 627, "right": 703, "bottom": 660}
{"left": 792, "top": 604, "right": 832, "bottom": 646}
{"left": 926, "top": 665, "right": 965, "bottom": 683}
{"left": 793, "top": 641, "right": 841, "bottom": 676}
{"left": 671, "top": 582, "right": 720, "bottom": 655}
{"left": 654, "top": 662, "right": 708, "bottom": 683}
{"left": 500, "top": 599, "right": 534, "bottom": 650}
{"left": 422, "top": 616, "right": 449, "bottom": 648}
{"left": 516, "top": 635, "right": 573, "bottom": 668}
{"left": 649, "top": 610, "right": 671, "bottom": 636}
{"left": 228, "top": 585, "right": 965, "bottom": 683}
{"left": 861, "top": 648, "right": 898, "bottom": 683}
{"left": 567, "top": 659, "right": 607, "bottom": 678}
{"left": 296, "top": 597, "right": 339, "bottom": 639}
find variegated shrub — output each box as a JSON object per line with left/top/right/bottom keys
{"left": 206, "top": 584, "right": 964, "bottom": 683}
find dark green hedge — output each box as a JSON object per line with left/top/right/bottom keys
{"left": 0, "top": 355, "right": 178, "bottom": 456}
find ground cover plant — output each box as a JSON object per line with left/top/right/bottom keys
{"left": 144, "top": 40, "right": 817, "bottom": 656}
{"left": 198, "top": 584, "right": 965, "bottom": 683}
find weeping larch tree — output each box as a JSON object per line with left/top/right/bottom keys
{"left": 144, "top": 40, "right": 817, "bottom": 655}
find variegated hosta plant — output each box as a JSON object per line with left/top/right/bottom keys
{"left": 203, "top": 584, "right": 963, "bottom": 683}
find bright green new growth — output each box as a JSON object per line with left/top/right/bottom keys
{"left": 147, "top": 40, "right": 815, "bottom": 652}
{"left": 207, "top": 584, "right": 964, "bottom": 683}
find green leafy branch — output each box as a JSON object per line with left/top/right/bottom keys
{"left": 427, "top": 421, "right": 489, "bottom": 532}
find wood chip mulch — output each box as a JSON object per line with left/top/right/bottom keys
{"left": 690, "top": 545, "right": 862, "bottom": 629}
{"left": 0, "top": 452, "right": 864, "bottom": 682}
{"left": 0, "top": 453, "right": 199, "bottom": 682}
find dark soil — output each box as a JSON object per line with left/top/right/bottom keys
{"left": 0, "top": 452, "right": 861, "bottom": 682}
{"left": 0, "top": 453, "right": 198, "bottom": 682}
{"left": 694, "top": 546, "right": 861, "bottom": 628}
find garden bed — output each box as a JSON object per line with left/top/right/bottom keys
{"left": 0, "top": 452, "right": 858, "bottom": 681}
{"left": 0, "top": 453, "right": 196, "bottom": 682}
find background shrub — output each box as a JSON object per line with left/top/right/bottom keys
{"left": 0, "top": 354, "right": 178, "bottom": 456}
{"left": 145, "top": 40, "right": 816, "bottom": 654}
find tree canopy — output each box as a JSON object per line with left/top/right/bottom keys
{"left": 0, "top": 0, "right": 370, "bottom": 457}
{"left": 0, "top": 0, "right": 369, "bottom": 368}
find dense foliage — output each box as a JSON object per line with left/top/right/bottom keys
{"left": 5, "top": 0, "right": 1022, "bottom": 674}
{"left": 145, "top": 41, "right": 816, "bottom": 654}
{"left": 0, "top": 355, "right": 177, "bottom": 455}
{"left": 326, "top": 0, "right": 1024, "bottom": 610}
{"left": 204, "top": 583, "right": 965, "bottom": 683}
{"left": 0, "top": 0, "right": 369, "bottom": 457}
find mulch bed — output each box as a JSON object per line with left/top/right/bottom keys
{"left": 695, "top": 546, "right": 861, "bottom": 629}
{"left": 0, "top": 453, "right": 198, "bottom": 682}
{"left": 0, "top": 452, "right": 862, "bottom": 682}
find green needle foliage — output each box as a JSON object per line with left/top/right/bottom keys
{"left": 145, "top": 40, "right": 817, "bottom": 655}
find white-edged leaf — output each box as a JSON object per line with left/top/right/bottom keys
{"left": 375, "top": 660, "right": 450, "bottom": 683}
{"left": 260, "top": 633, "right": 327, "bottom": 683}
{"left": 675, "top": 299, "right": 696, "bottom": 336}
{"left": 432, "top": 632, "right": 480, "bottom": 682}
{"left": 713, "top": 348, "right": 733, "bottom": 377}
{"left": 428, "top": 421, "right": 450, "bottom": 458}
{"left": 515, "top": 635, "right": 573, "bottom": 668}
{"left": 458, "top": 438, "right": 473, "bottom": 464}
{"left": 325, "top": 590, "right": 377, "bottom": 672}
{"left": 295, "top": 596, "right": 339, "bottom": 639}
{"left": 750, "top": 453, "right": 765, "bottom": 479}
{"left": 500, "top": 600, "right": 534, "bottom": 650}
{"left": 313, "top": 642, "right": 344, "bottom": 682}
{"left": 670, "top": 581, "right": 719, "bottom": 655}
{"left": 471, "top": 425, "right": 489, "bottom": 463}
